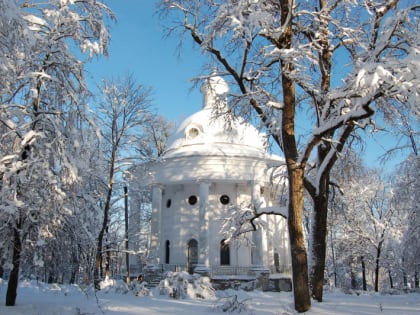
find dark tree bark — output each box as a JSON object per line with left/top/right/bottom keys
{"left": 6, "top": 228, "right": 22, "bottom": 306}
{"left": 286, "top": 167, "right": 311, "bottom": 312}
{"left": 388, "top": 270, "right": 394, "bottom": 289}
{"left": 361, "top": 256, "right": 367, "bottom": 291}
{"left": 310, "top": 193, "right": 328, "bottom": 299}
{"left": 374, "top": 240, "right": 384, "bottom": 292}
{"left": 350, "top": 257, "right": 357, "bottom": 290}
{"left": 105, "top": 243, "right": 111, "bottom": 279}
{"left": 278, "top": 0, "right": 310, "bottom": 311}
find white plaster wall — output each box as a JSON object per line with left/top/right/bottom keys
{"left": 153, "top": 156, "right": 270, "bottom": 184}
{"left": 208, "top": 182, "right": 238, "bottom": 266}
{"left": 153, "top": 166, "right": 290, "bottom": 270}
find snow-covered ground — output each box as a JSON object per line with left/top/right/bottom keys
{"left": 0, "top": 277, "right": 419, "bottom": 315}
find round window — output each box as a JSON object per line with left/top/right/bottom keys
{"left": 220, "top": 195, "right": 230, "bottom": 205}
{"left": 188, "top": 195, "right": 198, "bottom": 205}
{"left": 186, "top": 124, "right": 202, "bottom": 140}
{"left": 188, "top": 127, "right": 200, "bottom": 139}
{"left": 166, "top": 199, "right": 172, "bottom": 208}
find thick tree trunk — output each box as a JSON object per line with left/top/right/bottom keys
{"left": 308, "top": 138, "right": 333, "bottom": 301}
{"left": 279, "top": 0, "right": 310, "bottom": 312}
{"left": 310, "top": 192, "right": 328, "bottom": 301}
{"left": 6, "top": 229, "right": 22, "bottom": 306}
{"left": 287, "top": 168, "right": 311, "bottom": 312}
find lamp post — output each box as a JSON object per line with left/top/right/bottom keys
{"left": 124, "top": 186, "right": 130, "bottom": 285}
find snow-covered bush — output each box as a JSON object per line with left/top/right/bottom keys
{"left": 158, "top": 271, "right": 215, "bottom": 299}
{"left": 130, "top": 280, "right": 150, "bottom": 297}
{"left": 213, "top": 294, "right": 252, "bottom": 313}
{"left": 99, "top": 279, "right": 129, "bottom": 294}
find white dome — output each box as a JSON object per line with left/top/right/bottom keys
{"left": 163, "top": 108, "right": 267, "bottom": 158}
{"left": 163, "top": 74, "right": 269, "bottom": 159}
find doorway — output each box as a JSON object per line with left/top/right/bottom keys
{"left": 187, "top": 239, "right": 198, "bottom": 274}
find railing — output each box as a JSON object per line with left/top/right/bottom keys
{"left": 211, "top": 266, "right": 254, "bottom": 277}
{"left": 161, "top": 264, "right": 188, "bottom": 272}
{"left": 143, "top": 263, "right": 292, "bottom": 277}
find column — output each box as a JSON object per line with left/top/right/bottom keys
{"left": 251, "top": 180, "right": 264, "bottom": 266}
{"left": 150, "top": 185, "right": 163, "bottom": 264}
{"left": 195, "top": 181, "right": 210, "bottom": 275}
{"left": 251, "top": 180, "right": 270, "bottom": 290}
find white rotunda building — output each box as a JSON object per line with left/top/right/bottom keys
{"left": 133, "top": 75, "right": 290, "bottom": 279}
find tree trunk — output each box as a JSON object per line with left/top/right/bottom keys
{"left": 105, "top": 244, "right": 111, "bottom": 281}
{"left": 0, "top": 260, "right": 4, "bottom": 279}
{"left": 361, "top": 256, "right": 367, "bottom": 291}
{"left": 287, "top": 168, "right": 311, "bottom": 312}
{"left": 350, "top": 257, "right": 357, "bottom": 290}
{"left": 69, "top": 253, "right": 79, "bottom": 284}
{"left": 6, "top": 229, "right": 22, "bottom": 306}
{"left": 94, "top": 148, "right": 116, "bottom": 289}
{"left": 310, "top": 192, "right": 328, "bottom": 301}
{"left": 388, "top": 270, "right": 393, "bottom": 289}
{"left": 94, "top": 229, "right": 105, "bottom": 289}
{"left": 374, "top": 240, "right": 383, "bottom": 292}
{"left": 279, "top": 0, "right": 310, "bottom": 311}
{"left": 308, "top": 0, "right": 334, "bottom": 301}
{"left": 329, "top": 222, "right": 337, "bottom": 288}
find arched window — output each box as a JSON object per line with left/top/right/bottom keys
{"left": 165, "top": 240, "right": 170, "bottom": 264}
{"left": 187, "top": 239, "right": 198, "bottom": 274}
{"left": 220, "top": 239, "right": 230, "bottom": 266}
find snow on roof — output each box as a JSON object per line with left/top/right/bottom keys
{"left": 163, "top": 75, "right": 269, "bottom": 159}
{"left": 163, "top": 108, "right": 268, "bottom": 158}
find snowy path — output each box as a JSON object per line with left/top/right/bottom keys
{"left": 0, "top": 280, "right": 419, "bottom": 315}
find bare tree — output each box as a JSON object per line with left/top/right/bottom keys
{"left": 159, "top": 0, "right": 419, "bottom": 311}
{"left": 394, "top": 155, "right": 420, "bottom": 288}
{"left": 136, "top": 115, "right": 174, "bottom": 159}
{"left": 92, "top": 73, "right": 154, "bottom": 289}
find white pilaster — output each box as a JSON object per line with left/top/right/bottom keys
{"left": 251, "top": 181, "right": 264, "bottom": 266}
{"left": 150, "top": 185, "right": 163, "bottom": 263}
{"left": 196, "top": 181, "right": 210, "bottom": 274}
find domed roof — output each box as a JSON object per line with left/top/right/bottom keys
{"left": 163, "top": 75, "right": 268, "bottom": 159}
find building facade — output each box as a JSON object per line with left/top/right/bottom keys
{"left": 132, "top": 75, "right": 290, "bottom": 278}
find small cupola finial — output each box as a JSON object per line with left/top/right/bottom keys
{"left": 200, "top": 71, "right": 229, "bottom": 111}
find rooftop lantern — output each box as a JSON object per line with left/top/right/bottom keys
{"left": 200, "top": 74, "right": 229, "bottom": 111}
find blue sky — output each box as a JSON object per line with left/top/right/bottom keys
{"left": 85, "top": 0, "right": 405, "bottom": 171}
{"left": 86, "top": 0, "right": 205, "bottom": 122}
